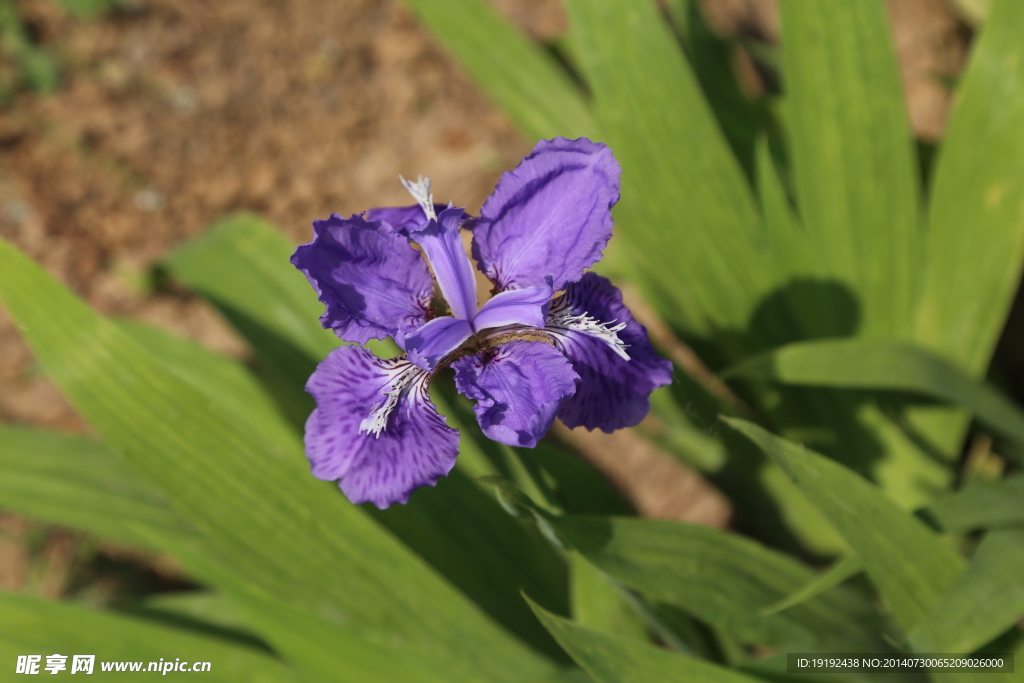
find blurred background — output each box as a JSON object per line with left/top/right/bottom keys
{"left": 0, "top": 0, "right": 1000, "bottom": 615}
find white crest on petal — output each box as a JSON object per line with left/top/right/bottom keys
{"left": 546, "top": 289, "right": 630, "bottom": 360}
{"left": 400, "top": 174, "right": 437, "bottom": 221}
{"left": 359, "top": 357, "right": 430, "bottom": 438}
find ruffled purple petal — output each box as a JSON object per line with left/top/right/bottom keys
{"left": 471, "top": 285, "right": 552, "bottom": 333}
{"left": 547, "top": 273, "right": 672, "bottom": 432}
{"left": 366, "top": 203, "right": 461, "bottom": 236}
{"left": 411, "top": 205, "right": 478, "bottom": 321}
{"left": 453, "top": 341, "right": 578, "bottom": 448}
{"left": 291, "top": 213, "right": 433, "bottom": 344}
{"left": 304, "top": 346, "right": 459, "bottom": 508}
{"left": 404, "top": 316, "right": 474, "bottom": 371}
{"left": 472, "top": 137, "right": 621, "bottom": 291}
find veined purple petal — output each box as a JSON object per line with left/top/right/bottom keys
{"left": 366, "top": 203, "right": 464, "bottom": 237}
{"left": 453, "top": 341, "right": 578, "bottom": 448}
{"left": 471, "top": 285, "right": 551, "bottom": 333}
{"left": 411, "top": 205, "right": 478, "bottom": 320}
{"left": 404, "top": 316, "right": 474, "bottom": 371}
{"left": 472, "top": 138, "right": 621, "bottom": 292}
{"left": 304, "top": 346, "right": 459, "bottom": 508}
{"left": 291, "top": 213, "right": 433, "bottom": 344}
{"left": 547, "top": 273, "right": 672, "bottom": 432}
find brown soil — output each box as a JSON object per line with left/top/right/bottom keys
{"left": 0, "top": 0, "right": 968, "bottom": 593}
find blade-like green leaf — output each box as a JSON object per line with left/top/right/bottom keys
{"left": 550, "top": 515, "right": 882, "bottom": 651}
{"left": 0, "top": 237, "right": 555, "bottom": 683}
{"left": 398, "top": 0, "right": 596, "bottom": 140}
{"left": 915, "top": 0, "right": 1024, "bottom": 375}
{"left": 724, "top": 418, "right": 966, "bottom": 634}
{"left": 909, "top": 529, "right": 1024, "bottom": 653}
{"left": 759, "top": 555, "right": 864, "bottom": 617}
{"left": 0, "top": 424, "right": 190, "bottom": 549}
{"left": 0, "top": 592, "right": 295, "bottom": 683}
{"left": 162, "top": 213, "right": 341, "bottom": 387}
{"left": 562, "top": 0, "right": 774, "bottom": 343}
{"left": 725, "top": 338, "right": 1024, "bottom": 455}
{"left": 780, "top": 0, "right": 920, "bottom": 338}
{"left": 117, "top": 319, "right": 300, "bottom": 451}
{"left": 924, "top": 475, "right": 1024, "bottom": 532}
{"left": 569, "top": 552, "right": 647, "bottom": 642}
{"left": 528, "top": 596, "right": 763, "bottom": 683}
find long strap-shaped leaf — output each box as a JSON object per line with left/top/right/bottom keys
{"left": 481, "top": 477, "right": 884, "bottom": 653}
{"left": 725, "top": 338, "right": 1024, "bottom": 456}
{"left": 562, "top": 0, "right": 773, "bottom": 342}
{"left": 915, "top": 0, "right": 1024, "bottom": 375}
{"left": 0, "top": 592, "right": 295, "bottom": 683}
{"left": 780, "top": 0, "right": 921, "bottom": 339}
{"left": 909, "top": 529, "right": 1024, "bottom": 654}
{"left": 527, "top": 596, "right": 763, "bottom": 683}
{"left": 398, "top": 0, "right": 596, "bottom": 141}
{"left": 0, "top": 237, "right": 553, "bottom": 683}
{"left": 549, "top": 515, "right": 883, "bottom": 652}
{"left": 925, "top": 475, "right": 1024, "bottom": 532}
{"left": 724, "top": 418, "right": 966, "bottom": 635}
{"left": 0, "top": 424, "right": 191, "bottom": 549}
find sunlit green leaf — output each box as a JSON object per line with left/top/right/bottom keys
{"left": 0, "top": 424, "right": 190, "bottom": 549}
{"left": 759, "top": 555, "right": 863, "bottom": 617}
{"left": 914, "top": 0, "right": 1024, "bottom": 376}
{"left": 562, "top": 0, "right": 774, "bottom": 344}
{"left": 0, "top": 592, "right": 295, "bottom": 683}
{"left": 724, "top": 418, "right": 966, "bottom": 635}
{"left": 725, "top": 338, "right": 1024, "bottom": 456}
{"left": 780, "top": 0, "right": 920, "bottom": 338}
{"left": 528, "top": 596, "right": 763, "bottom": 683}
{"left": 909, "top": 529, "right": 1024, "bottom": 653}
{"left": 924, "top": 475, "right": 1024, "bottom": 532}
{"left": 398, "top": 0, "right": 595, "bottom": 140}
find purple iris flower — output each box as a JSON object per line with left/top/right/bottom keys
{"left": 291, "top": 138, "right": 672, "bottom": 508}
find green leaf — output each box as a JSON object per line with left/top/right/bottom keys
{"left": 724, "top": 338, "right": 1024, "bottom": 456}
{"left": 724, "top": 418, "right": 966, "bottom": 634}
{"left": 0, "top": 236, "right": 555, "bottom": 682}
{"left": 568, "top": 551, "right": 648, "bottom": 642}
{"left": 136, "top": 592, "right": 261, "bottom": 644}
{"left": 0, "top": 424, "right": 190, "bottom": 549}
{"left": 162, "top": 213, "right": 342, "bottom": 388}
{"left": 0, "top": 592, "right": 296, "bottom": 682}
{"left": 116, "top": 319, "right": 300, "bottom": 450}
{"left": 528, "top": 596, "right": 764, "bottom": 683}
{"left": 562, "top": 0, "right": 773, "bottom": 342}
{"left": 780, "top": 0, "right": 920, "bottom": 338}
{"left": 759, "top": 555, "right": 864, "bottom": 617}
{"left": 398, "top": 0, "right": 596, "bottom": 141}
{"left": 909, "top": 528, "right": 1024, "bottom": 653}
{"left": 549, "top": 516, "right": 882, "bottom": 651}
{"left": 914, "top": 0, "right": 1024, "bottom": 375}
{"left": 924, "top": 475, "right": 1024, "bottom": 532}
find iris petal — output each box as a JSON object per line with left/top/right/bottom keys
{"left": 547, "top": 273, "right": 673, "bottom": 432}
{"left": 453, "top": 341, "right": 578, "bottom": 448}
{"left": 304, "top": 346, "right": 459, "bottom": 508}
{"left": 410, "top": 206, "right": 479, "bottom": 321}
{"left": 472, "top": 137, "right": 621, "bottom": 291}
{"left": 471, "top": 285, "right": 551, "bottom": 333}
{"left": 404, "top": 316, "right": 474, "bottom": 371}
{"left": 291, "top": 213, "right": 433, "bottom": 344}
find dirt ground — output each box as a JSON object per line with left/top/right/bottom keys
{"left": 0, "top": 0, "right": 970, "bottom": 594}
